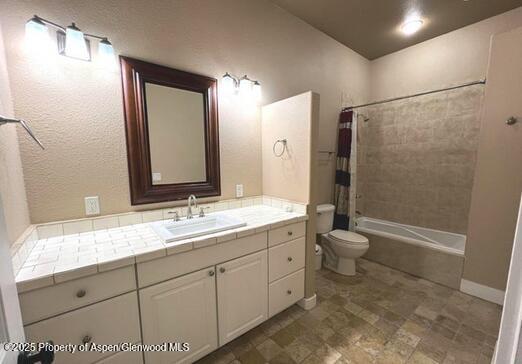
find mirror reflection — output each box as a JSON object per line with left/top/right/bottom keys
{"left": 145, "top": 82, "right": 207, "bottom": 185}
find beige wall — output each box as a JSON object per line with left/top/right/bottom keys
{"left": 261, "top": 91, "right": 319, "bottom": 299}
{"left": 364, "top": 7, "right": 522, "bottom": 292}
{"left": 262, "top": 92, "right": 314, "bottom": 204}
{"left": 369, "top": 7, "right": 522, "bottom": 102}
{"left": 0, "top": 23, "right": 30, "bottom": 244}
{"left": 0, "top": 0, "right": 369, "bottom": 223}
{"left": 357, "top": 85, "right": 484, "bottom": 234}
{"left": 146, "top": 84, "right": 206, "bottom": 185}
{"left": 463, "top": 26, "right": 522, "bottom": 291}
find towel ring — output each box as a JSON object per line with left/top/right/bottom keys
{"left": 273, "top": 139, "right": 287, "bottom": 157}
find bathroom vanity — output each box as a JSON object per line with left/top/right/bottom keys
{"left": 15, "top": 205, "right": 308, "bottom": 364}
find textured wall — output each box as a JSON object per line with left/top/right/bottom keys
{"left": 463, "top": 27, "right": 522, "bottom": 291}
{"left": 262, "top": 92, "right": 314, "bottom": 204}
{"left": 357, "top": 85, "right": 484, "bottom": 234}
{"left": 370, "top": 7, "right": 522, "bottom": 101}
{"left": 0, "top": 23, "right": 30, "bottom": 244}
{"left": 0, "top": 0, "right": 370, "bottom": 223}
{"left": 261, "top": 91, "right": 320, "bottom": 299}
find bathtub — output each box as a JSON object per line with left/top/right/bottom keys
{"left": 355, "top": 217, "right": 466, "bottom": 289}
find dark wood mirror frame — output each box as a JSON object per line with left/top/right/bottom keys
{"left": 120, "top": 56, "right": 220, "bottom": 205}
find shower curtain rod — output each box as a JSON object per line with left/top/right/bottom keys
{"left": 343, "top": 79, "right": 486, "bottom": 111}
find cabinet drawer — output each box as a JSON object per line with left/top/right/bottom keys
{"left": 269, "top": 237, "right": 305, "bottom": 282}
{"left": 19, "top": 266, "right": 136, "bottom": 325}
{"left": 268, "top": 222, "right": 305, "bottom": 247}
{"left": 25, "top": 292, "right": 141, "bottom": 364}
{"left": 269, "top": 269, "right": 304, "bottom": 318}
{"left": 138, "top": 232, "right": 267, "bottom": 288}
{"left": 95, "top": 348, "right": 143, "bottom": 364}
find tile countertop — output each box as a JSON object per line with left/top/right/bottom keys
{"left": 16, "top": 205, "right": 308, "bottom": 293}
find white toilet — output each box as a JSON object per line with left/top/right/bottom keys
{"left": 317, "top": 204, "right": 369, "bottom": 276}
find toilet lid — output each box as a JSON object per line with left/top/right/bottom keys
{"left": 328, "top": 230, "right": 369, "bottom": 245}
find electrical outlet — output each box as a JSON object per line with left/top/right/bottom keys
{"left": 85, "top": 196, "right": 100, "bottom": 215}
{"left": 236, "top": 184, "right": 244, "bottom": 198}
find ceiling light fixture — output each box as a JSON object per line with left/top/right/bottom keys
{"left": 401, "top": 17, "right": 424, "bottom": 36}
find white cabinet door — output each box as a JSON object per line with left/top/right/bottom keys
{"left": 217, "top": 250, "right": 268, "bottom": 345}
{"left": 139, "top": 267, "right": 218, "bottom": 364}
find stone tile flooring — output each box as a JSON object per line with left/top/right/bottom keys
{"left": 197, "top": 259, "right": 502, "bottom": 364}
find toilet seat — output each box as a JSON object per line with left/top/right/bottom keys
{"left": 328, "top": 230, "right": 369, "bottom": 246}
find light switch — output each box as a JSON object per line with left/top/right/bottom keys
{"left": 236, "top": 184, "right": 244, "bottom": 198}
{"left": 85, "top": 196, "right": 100, "bottom": 215}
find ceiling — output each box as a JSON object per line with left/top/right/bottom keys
{"left": 270, "top": 0, "right": 522, "bottom": 60}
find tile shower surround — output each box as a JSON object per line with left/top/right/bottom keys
{"left": 9, "top": 195, "right": 307, "bottom": 278}
{"left": 357, "top": 85, "right": 484, "bottom": 234}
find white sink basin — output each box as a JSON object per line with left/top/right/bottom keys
{"left": 151, "top": 213, "right": 246, "bottom": 243}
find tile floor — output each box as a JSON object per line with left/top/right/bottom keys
{"left": 197, "top": 259, "right": 502, "bottom": 364}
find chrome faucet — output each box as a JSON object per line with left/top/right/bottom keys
{"left": 187, "top": 195, "right": 198, "bottom": 219}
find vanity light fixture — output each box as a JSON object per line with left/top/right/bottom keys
{"left": 97, "top": 38, "right": 116, "bottom": 68}
{"left": 221, "top": 72, "right": 236, "bottom": 95}
{"left": 24, "top": 15, "right": 116, "bottom": 66}
{"left": 25, "top": 15, "right": 50, "bottom": 53}
{"left": 252, "top": 81, "right": 262, "bottom": 103}
{"left": 239, "top": 75, "right": 252, "bottom": 97}
{"left": 221, "top": 72, "right": 262, "bottom": 103}
{"left": 63, "top": 23, "right": 89, "bottom": 60}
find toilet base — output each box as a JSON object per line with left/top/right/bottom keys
{"left": 324, "top": 257, "right": 356, "bottom": 276}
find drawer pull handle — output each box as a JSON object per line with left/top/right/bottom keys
{"left": 287, "top": 231, "right": 293, "bottom": 236}
{"left": 76, "top": 289, "right": 86, "bottom": 298}
{"left": 82, "top": 335, "right": 92, "bottom": 344}
{"left": 287, "top": 257, "right": 293, "bottom": 262}
{"left": 287, "top": 290, "right": 292, "bottom": 295}
{"left": 208, "top": 270, "right": 215, "bottom": 276}
{"left": 219, "top": 267, "right": 226, "bottom": 273}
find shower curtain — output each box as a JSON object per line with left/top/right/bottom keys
{"left": 333, "top": 109, "right": 356, "bottom": 230}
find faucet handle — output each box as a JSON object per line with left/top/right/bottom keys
{"left": 168, "top": 211, "right": 180, "bottom": 221}
{"left": 199, "top": 207, "right": 205, "bottom": 218}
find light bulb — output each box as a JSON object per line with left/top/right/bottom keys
{"left": 25, "top": 16, "right": 51, "bottom": 55}
{"left": 64, "top": 23, "right": 89, "bottom": 60}
{"left": 98, "top": 38, "right": 116, "bottom": 69}
{"left": 401, "top": 18, "right": 423, "bottom": 35}
{"left": 221, "top": 73, "right": 236, "bottom": 95}
{"left": 239, "top": 75, "right": 252, "bottom": 99}
{"left": 252, "top": 81, "right": 261, "bottom": 103}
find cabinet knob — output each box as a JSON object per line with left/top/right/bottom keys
{"left": 287, "top": 290, "right": 292, "bottom": 295}
{"left": 287, "top": 231, "right": 293, "bottom": 236}
{"left": 76, "top": 289, "right": 86, "bottom": 298}
{"left": 82, "top": 335, "right": 92, "bottom": 344}
{"left": 287, "top": 257, "right": 293, "bottom": 262}
{"left": 219, "top": 267, "right": 226, "bottom": 273}
{"left": 208, "top": 270, "right": 215, "bottom": 276}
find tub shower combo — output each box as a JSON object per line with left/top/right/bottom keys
{"left": 337, "top": 81, "right": 485, "bottom": 289}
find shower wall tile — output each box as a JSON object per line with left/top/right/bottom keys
{"left": 357, "top": 85, "right": 484, "bottom": 234}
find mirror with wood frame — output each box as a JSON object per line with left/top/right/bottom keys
{"left": 120, "top": 56, "right": 220, "bottom": 205}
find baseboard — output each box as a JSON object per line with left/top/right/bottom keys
{"left": 298, "top": 294, "right": 317, "bottom": 310}
{"left": 460, "top": 279, "right": 505, "bottom": 305}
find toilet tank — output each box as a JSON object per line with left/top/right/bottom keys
{"left": 317, "top": 204, "right": 335, "bottom": 234}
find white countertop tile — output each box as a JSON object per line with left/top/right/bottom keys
{"left": 15, "top": 205, "right": 308, "bottom": 292}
